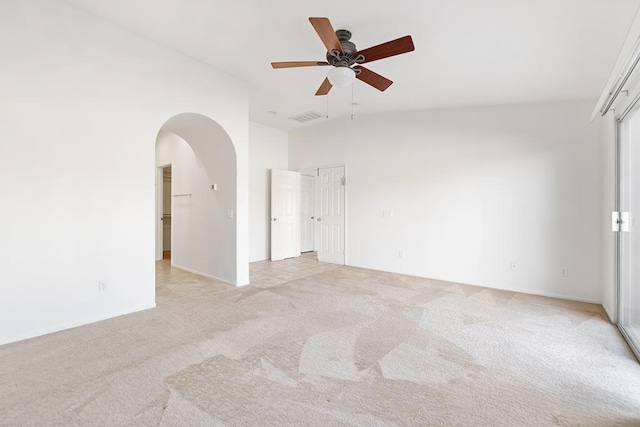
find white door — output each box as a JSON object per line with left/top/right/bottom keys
{"left": 271, "top": 169, "right": 301, "bottom": 261}
{"left": 618, "top": 102, "right": 640, "bottom": 358}
{"left": 316, "top": 166, "right": 345, "bottom": 264}
{"left": 300, "top": 174, "right": 315, "bottom": 252}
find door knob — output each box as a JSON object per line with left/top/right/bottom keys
{"left": 273, "top": 218, "right": 277, "bottom": 221}
{"left": 311, "top": 216, "right": 314, "bottom": 219}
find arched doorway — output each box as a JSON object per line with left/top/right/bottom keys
{"left": 155, "top": 113, "right": 247, "bottom": 285}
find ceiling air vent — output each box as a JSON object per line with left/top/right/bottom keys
{"left": 288, "top": 110, "right": 324, "bottom": 123}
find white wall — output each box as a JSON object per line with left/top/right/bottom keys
{"left": 290, "top": 101, "right": 603, "bottom": 302}
{"left": 248, "top": 122, "right": 289, "bottom": 262}
{"left": 0, "top": 0, "right": 249, "bottom": 345}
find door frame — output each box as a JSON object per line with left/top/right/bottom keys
{"left": 155, "top": 163, "right": 172, "bottom": 262}
{"left": 299, "top": 171, "right": 316, "bottom": 253}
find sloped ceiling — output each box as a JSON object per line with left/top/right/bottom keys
{"left": 62, "top": 0, "right": 640, "bottom": 130}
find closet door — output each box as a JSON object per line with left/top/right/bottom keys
{"left": 270, "top": 169, "right": 301, "bottom": 261}
{"left": 316, "top": 166, "right": 345, "bottom": 265}
{"left": 618, "top": 103, "right": 640, "bottom": 360}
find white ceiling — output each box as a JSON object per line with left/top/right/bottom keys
{"left": 61, "top": 0, "right": 640, "bottom": 131}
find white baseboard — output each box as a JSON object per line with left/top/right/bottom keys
{"left": 602, "top": 303, "right": 617, "bottom": 323}
{"left": 0, "top": 303, "right": 156, "bottom": 347}
{"left": 346, "top": 262, "right": 602, "bottom": 305}
{"left": 170, "top": 263, "right": 241, "bottom": 286}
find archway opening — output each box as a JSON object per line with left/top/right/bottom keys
{"left": 155, "top": 113, "right": 243, "bottom": 285}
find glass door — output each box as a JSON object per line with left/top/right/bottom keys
{"left": 618, "top": 102, "right": 640, "bottom": 360}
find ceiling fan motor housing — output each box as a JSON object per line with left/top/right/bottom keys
{"left": 327, "top": 29, "right": 364, "bottom": 69}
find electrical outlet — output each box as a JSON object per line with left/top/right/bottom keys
{"left": 399, "top": 250, "right": 406, "bottom": 258}
{"left": 510, "top": 262, "right": 517, "bottom": 271}
{"left": 561, "top": 267, "right": 568, "bottom": 277}
{"left": 98, "top": 281, "right": 107, "bottom": 293}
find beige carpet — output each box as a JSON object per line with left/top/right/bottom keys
{"left": 1, "top": 253, "right": 639, "bottom": 426}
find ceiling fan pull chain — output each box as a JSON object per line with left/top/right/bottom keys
{"left": 326, "top": 85, "right": 329, "bottom": 119}
{"left": 351, "top": 84, "right": 354, "bottom": 121}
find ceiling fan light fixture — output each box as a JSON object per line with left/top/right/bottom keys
{"left": 327, "top": 66, "right": 356, "bottom": 87}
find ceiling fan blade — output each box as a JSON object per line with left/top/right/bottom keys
{"left": 271, "top": 61, "right": 330, "bottom": 69}
{"left": 309, "top": 17, "right": 343, "bottom": 54}
{"left": 356, "top": 35, "right": 415, "bottom": 64}
{"left": 315, "top": 78, "right": 333, "bottom": 96}
{"left": 354, "top": 66, "right": 393, "bottom": 91}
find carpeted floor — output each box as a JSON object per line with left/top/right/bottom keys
{"left": 1, "top": 253, "right": 639, "bottom": 426}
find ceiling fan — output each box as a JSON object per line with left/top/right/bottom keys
{"left": 271, "top": 17, "right": 415, "bottom": 96}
